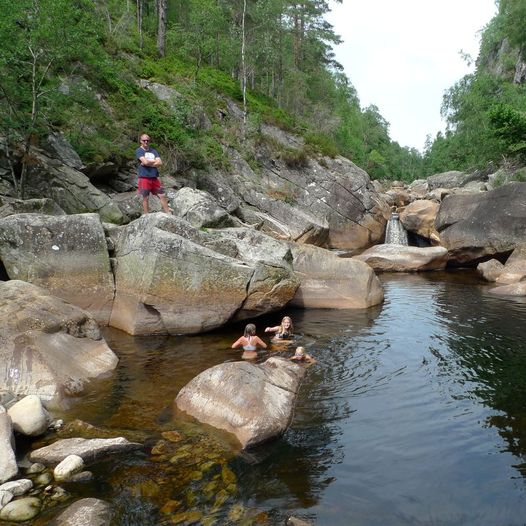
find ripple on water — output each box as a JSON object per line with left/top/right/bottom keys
{"left": 44, "top": 271, "right": 526, "bottom": 526}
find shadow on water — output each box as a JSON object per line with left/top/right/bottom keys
{"left": 26, "top": 270, "right": 526, "bottom": 525}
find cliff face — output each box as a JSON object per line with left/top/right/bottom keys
{"left": 477, "top": 37, "right": 526, "bottom": 84}
{"left": 0, "top": 79, "right": 390, "bottom": 252}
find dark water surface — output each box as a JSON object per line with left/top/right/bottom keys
{"left": 34, "top": 271, "right": 526, "bottom": 525}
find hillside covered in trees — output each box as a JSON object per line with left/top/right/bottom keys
{"left": 1, "top": 0, "right": 525, "bottom": 192}
{"left": 0, "top": 0, "right": 424, "bottom": 192}
{"left": 424, "top": 0, "right": 526, "bottom": 176}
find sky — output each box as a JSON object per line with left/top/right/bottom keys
{"left": 326, "top": 0, "right": 498, "bottom": 152}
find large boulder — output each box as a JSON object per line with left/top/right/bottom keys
{"left": 110, "top": 214, "right": 298, "bottom": 335}
{"left": 28, "top": 437, "right": 142, "bottom": 464}
{"left": 399, "top": 199, "right": 440, "bottom": 243}
{"left": 353, "top": 245, "right": 449, "bottom": 272}
{"left": 22, "top": 148, "right": 125, "bottom": 224}
{"left": 172, "top": 187, "right": 237, "bottom": 228}
{"left": 0, "top": 213, "right": 115, "bottom": 324}
{"left": 175, "top": 357, "right": 306, "bottom": 448}
{"left": 435, "top": 183, "right": 526, "bottom": 265}
{"left": 0, "top": 280, "right": 118, "bottom": 408}
{"left": 198, "top": 144, "right": 389, "bottom": 250}
{"left": 427, "top": 170, "right": 469, "bottom": 190}
{"left": 496, "top": 244, "right": 526, "bottom": 284}
{"left": 288, "top": 242, "right": 384, "bottom": 308}
{"left": 0, "top": 407, "right": 17, "bottom": 483}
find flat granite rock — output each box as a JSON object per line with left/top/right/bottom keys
{"left": 28, "top": 437, "right": 142, "bottom": 465}
{"left": 47, "top": 498, "right": 112, "bottom": 526}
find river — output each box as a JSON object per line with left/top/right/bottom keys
{"left": 34, "top": 271, "right": 526, "bottom": 525}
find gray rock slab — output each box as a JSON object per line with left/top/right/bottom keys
{"left": 29, "top": 437, "right": 142, "bottom": 465}
{"left": 353, "top": 245, "right": 449, "bottom": 272}
{"left": 0, "top": 280, "right": 118, "bottom": 408}
{"left": 0, "top": 496, "right": 41, "bottom": 522}
{"left": 47, "top": 498, "right": 112, "bottom": 526}
{"left": 0, "top": 407, "right": 17, "bottom": 483}
{"left": 0, "top": 213, "right": 115, "bottom": 325}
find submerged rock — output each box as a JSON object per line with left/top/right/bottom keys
{"left": 29, "top": 437, "right": 142, "bottom": 465}
{"left": 47, "top": 497, "right": 112, "bottom": 526}
{"left": 175, "top": 357, "right": 306, "bottom": 448}
{"left": 489, "top": 282, "right": 526, "bottom": 297}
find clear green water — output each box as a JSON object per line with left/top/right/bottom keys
{"left": 30, "top": 271, "right": 526, "bottom": 525}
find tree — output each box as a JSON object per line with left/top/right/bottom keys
{"left": 157, "top": 0, "right": 168, "bottom": 56}
{"left": 0, "top": 0, "right": 97, "bottom": 197}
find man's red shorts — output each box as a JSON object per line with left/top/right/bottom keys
{"left": 137, "top": 177, "right": 165, "bottom": 196}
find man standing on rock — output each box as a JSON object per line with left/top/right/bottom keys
{"left": 136, "top": 133, "right": 172, "bottom": 215}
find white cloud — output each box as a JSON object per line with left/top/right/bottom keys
{"left": 326, "top": 0, "right": 497, "bottom": 151}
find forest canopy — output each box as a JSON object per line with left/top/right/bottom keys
{"left": 2, "top": 0, "right": 524, "bottom": 186}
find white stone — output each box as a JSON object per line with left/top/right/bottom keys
{"left": 8, "top": 395, "right": 49, "bottom": 436}
{"left": 0, "top": 479, "right": 33, "bottom": 496}
{"left": 0, "top": 407, "right": 17, "bottom": 483}
{"left": 0, "top": 497, "right": 41, "bottom": 522}
{"left": 54, "top": 455, "right": 85, "bottom": 481}
{"left": 0, "top": 490, "right": 13, "bottom": 509}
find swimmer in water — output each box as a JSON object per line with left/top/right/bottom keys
{"left": 290, "top": 346, "right": 316, "bottom": 364}
{"left": 231, "top": 323, "right": 267, "bottom": 359}
{"left": 265, "top": 316, "right": 294, "bottom": 340}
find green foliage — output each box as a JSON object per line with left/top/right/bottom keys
{"left": 0, "top": 0, "right": 426, "bottom": 188}
{"left": 499, "top": 0, "right": 526, "bottom": 50}
{"left": 281, "top": 147, "right": 310, "bottom": 169}
{"left": 305, "top": 133, "right": 339, "bottom": 158}
{"left": 489, "top": 103, "right": 526, "bottom": 156}
{"left": 424, "top": 4, "right": 526, "bottom": 175}
{"left": 0, "top": 0, "right": 100, "bottom": 196}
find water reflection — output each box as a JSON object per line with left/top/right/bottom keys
{"left": 37, "top": 272, "right": 526, "bottom": 525}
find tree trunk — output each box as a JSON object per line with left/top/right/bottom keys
{"left": 136, "top": 0, "right": 143, "bottom": 49}
{"left": 157, "top": 0, "right": 167, "bottom": 57}
{"left": 241, "top": 0, "right": 247, "bottom": 129}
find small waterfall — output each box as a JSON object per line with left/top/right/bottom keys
{"left": 385, "top": 212, "right": 409, "bottom": 245}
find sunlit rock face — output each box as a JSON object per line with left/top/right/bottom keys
{"left": 109, "top": 214, "right": 298, "bottom": 335}
{"left": 175, "top": 357, "right": 306, "bottom": 448}
{"left": 353, "top": 245, "right": 449, "bottom": 272}
{"left": 435, "top": 183, "right": 526, "bottom": 265}
{"left": 288, "top": 242, "right": 384, "bottom": 308}
{"left": 0, "top": 280, "right": 118, "bottom": 409}
{"left": 0, "top": 213, "right": 115, "bottom": 325}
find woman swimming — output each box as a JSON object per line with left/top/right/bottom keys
{"left": 231, "top": 323, "right": 267, "bottom": 359}
{"left": 265, "top": 316, "right": 294, "bottom": 340}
